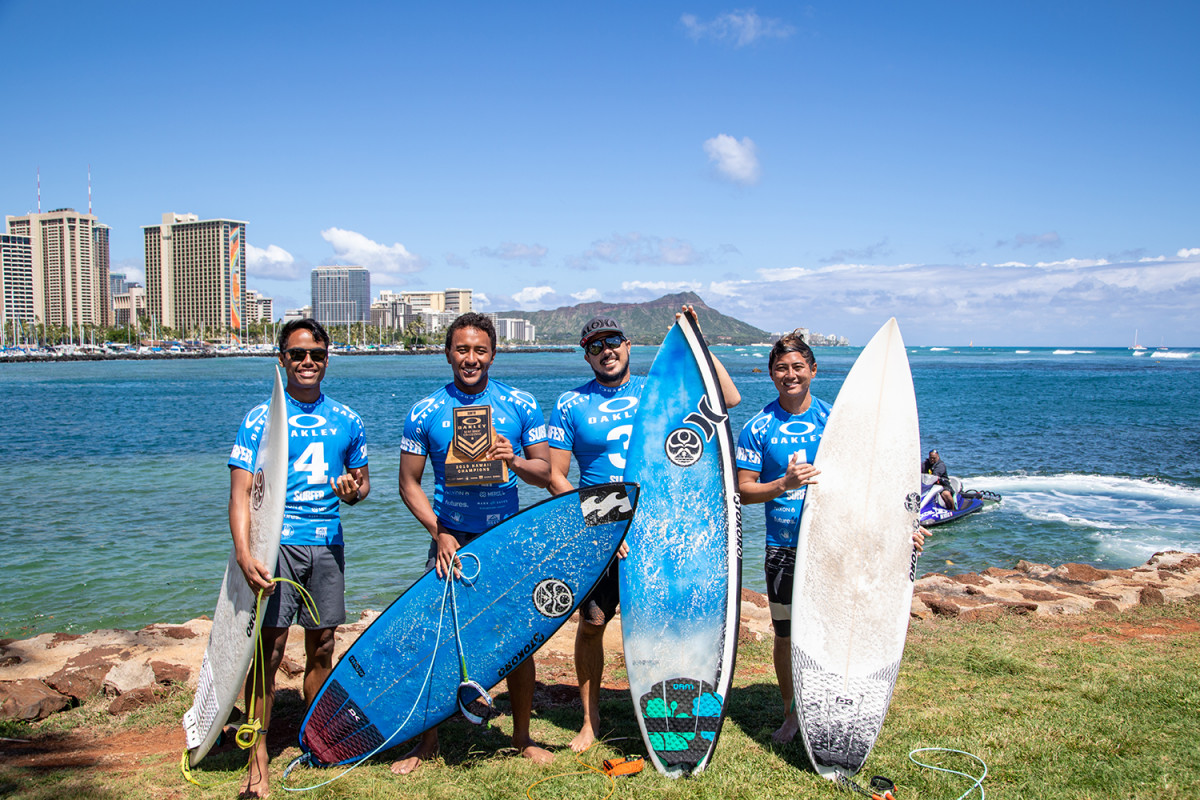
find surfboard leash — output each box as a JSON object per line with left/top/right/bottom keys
{"left": 835, "top": 773, "right": 898, "bottom": 800}
{"left": 525, "top": 739, "right": 621, "bottom": 800}
{"left": 280, "top": 564, "right": 467, "bottom": 792}
{"left": 180, "top": 578, "right": 318, "bottom": 789}
{"left": 908, "top": 747, "right": 987, "bottom": 799}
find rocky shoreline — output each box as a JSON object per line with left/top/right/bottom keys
{"left": 2, "top": 550, "right": 1197, "bottom": 723}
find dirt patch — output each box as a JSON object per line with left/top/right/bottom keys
{"left": 1073, "top": 616, "right": 1200, "bottom": 644}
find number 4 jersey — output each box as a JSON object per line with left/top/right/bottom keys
{"left": 229, "top": 392, "right": 368, "bottom": 546}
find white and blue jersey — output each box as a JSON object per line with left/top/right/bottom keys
{"left": 736, "top": 397, "right": 832, "bottom": 548}
{"left": 229, "top": 392, "right": 368, "bottom": 547}
{"left": 548, "top": 376, "right": 647, "bottom": 487}
{"left": 402, "top": 380, "right": 548, "bottom": 534}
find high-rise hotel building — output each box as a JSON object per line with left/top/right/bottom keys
{"left": 143, "top": 213, "right": 247, "bottom": 333}
{"left": 0, "top": 233, "right": 34, "bottom": 326}
{"left": 4, "top": 208, "right": 110, "bottom": 328}
{"left": 311, "top": 266, "right": 371, "bottom": 327}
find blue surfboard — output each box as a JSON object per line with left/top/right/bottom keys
{"left": 298, "top": 483, "right": 638, "bottom": 766}
{"left": 619, "top": 315, "right": 741, "bottom": 777}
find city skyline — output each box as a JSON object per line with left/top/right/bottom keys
{"left": 1, "top": 2, "right": 1197, "bottom": 346}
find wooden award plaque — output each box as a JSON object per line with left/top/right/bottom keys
{"left": 445, "top": 405, "right": 508, "bottom": 485}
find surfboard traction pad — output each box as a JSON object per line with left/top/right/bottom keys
{"left": 299, "top": 483, "right": 638, "bottom": 766}
{"left": 795, "top": 650, "right": 902, "bottom": 775}
{"left": 639, "top": 677, "right": 725, "bottom": 772}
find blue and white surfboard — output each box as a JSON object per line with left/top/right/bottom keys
{"left": 298, "top": 483, "right": 638, "bottom": 766}
{"left": 620, "top": 315, "right": 741, "bottom": 777}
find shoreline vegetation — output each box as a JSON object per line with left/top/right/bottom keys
{"left": 2, "top": 552, "right": 1198, "bottom": 798}
{"left": 0, "top": 345, "right": 578, "bottom": 364}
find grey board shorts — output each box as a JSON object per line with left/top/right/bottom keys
{"left": 262, "top": 544, "right": 346, "bottom": 629}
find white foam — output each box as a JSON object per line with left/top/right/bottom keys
{"left": 1152, "top": 350, "right": 1192, "bottom": 359}
{"left": 1015, "top": 350, "right": 1030, "bottom": 354}
{"left": 930, "top": 347, "right": 949, "bottom": 351}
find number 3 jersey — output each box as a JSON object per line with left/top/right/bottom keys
{"left": 229, "top": 392, "right": 368, "bottom": 546}
{"left": 736, "top": 396, "right": 831, "bottom": 548}
{"left": 548, "top": 376, "right": 647, "bottom": 487}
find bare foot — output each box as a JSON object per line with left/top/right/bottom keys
{"left": 516, "top": 740, "right": 555, "bottom": 765}
{"left": 239, "top": 744, "right": 270, "bottom": 798}
{"left": 566, "top": 724, "right": 595, "bottom": 758}
{"left": 772, "top": 712, "right": 800, "bottom": 745}
{"left": 390, "top": 738, "right": 438, "bottom": 776}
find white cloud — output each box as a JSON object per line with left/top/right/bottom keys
{"left": 572, "top": 288, "right": 601, "bottom": 302}
{"left": 473, "top": 291, "right": 490, "bottom": 307}
{"left": 704, "top": 134, "right": 761, "bottom": 185}
{"left": 320, "top": 227, "right": 422, "bottom": 276}
{"left": 247, "top": 243, "right": 298, "bottom": 279}
{"left": 476, "top": 241, "right": 548, "bottom": 265}
{"left": 1178, "top": 247, "right": 1200, "bottom": 258}
{"left": 512, "top": 286, "right": 555, "bottom": 307}
{"left": 681, "top": 10, "right": 795, "bottom": 46}
{"left": 621, "top": 280, "right": 705, "bottom": 293}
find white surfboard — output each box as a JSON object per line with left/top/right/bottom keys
{"left": 183, "top": 366, "right": 289, "bottom": 766}
{"left": 791, "top": 318, "right": 920, "bottom": 780}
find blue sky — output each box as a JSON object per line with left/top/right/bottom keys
{"left": 2, "top": 1, "right": 1197, "bottom": 346}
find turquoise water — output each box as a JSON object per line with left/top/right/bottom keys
{"left": 3, "top": 345, "right": 1199, "bottom": 637}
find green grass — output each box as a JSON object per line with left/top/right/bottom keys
{"left": 2, "top": 603, "right": 1198, "bottom": 799}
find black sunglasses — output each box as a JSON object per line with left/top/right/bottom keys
{"left": 585, "top": 335, "right": 626, "bottom": 356}
{"left": 284, "top": 347, "right": 328, "bottom": 363}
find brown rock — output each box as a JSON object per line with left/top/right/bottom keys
{"left": 924, "top": 597, "right": 961, "bottom": 617}
{"left": 150, "top": 661, "right": 190, "bottom": 685}
{"left": 103, "top": 660, "right": 155, "bottom": 696}
{"left": 0, "top": 680, "right": 72, "bottom": 721}
{"left": 1015, "top": 560, "right": 1052, "bottom": 576}
{"left": 1139, "top": 587, "right": 1165, "bottom": 606}
{"left": 958, "top": 605, "right": 1007, "bottom": 622}
{"left": 279, "top": 657, "right": 305, "bottom": 678}
{"left": 951, "top": 573, "right": 989, "bottom": 587}
{"left": 1000, "top": 601, "right": 1038, "bottom": 615}
{"left": 1093, "top": 600, "right": 1120, "bottom": 613}
{"left": 740, "top": 588, "right": 768, "bottom": 608}
{"left": 47, "top": 633, "right": 84, "bottom": 648}
{"left": 0, "top": 656, "right": 20, "bottom": 668}
{"left": 981, "top": 567, "right": 1023, "bottom": 579}
{"left": 157, "top": 626, "right": 198, "bottom": 640}
{"left": 737, "top": 622, "right": 762, "bottom": 643}
{"left": 1055, "top": 563, "right": 1111, "bottom": 582}
{"left": 107, "top": 686, "right": 163, "bottom": 714}
{"left": 45, "top": 662, "right": 109, "bottom": 700}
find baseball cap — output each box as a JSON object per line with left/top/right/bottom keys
{"left": 580, "top": 316, "right": 625, "bottom": 346}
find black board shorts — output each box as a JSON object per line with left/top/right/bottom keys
{"left": 765, "top": 546, "right": 796, "bottom": 638}
{"left": 263, "top": 544, "right": 346, "bottom": 629}
{"left": 578, "top": 552, "right": 621, "bottom": 626}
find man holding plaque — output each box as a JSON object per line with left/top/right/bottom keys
{"left": 392, "top": 312, "right": 552, "bottom": 775}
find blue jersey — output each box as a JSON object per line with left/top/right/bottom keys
{"left": 736, "top": 397, "right": 832, "bottom": 548}
{"left": 229, "top": 392, "right": 368, "bottom": 547}
{"left": 548, "top": 376, "right": 646, "bottom": 487}
{"left": 402, "top": 380, "right": 548, "bottom": 534}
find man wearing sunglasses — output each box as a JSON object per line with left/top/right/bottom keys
{"left": 392, "top": 312, "right": 552, "bottom": 775}
{"left": 228, "top": 317, "right": 370, "bottom": 799}
{"left": 547, "top": 306, "right": 740, "bottom": 752}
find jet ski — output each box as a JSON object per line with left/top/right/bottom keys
{"left": 919, "top": 473, "right": 1001, "bottom": 526}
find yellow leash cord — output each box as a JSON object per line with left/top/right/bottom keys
{"left": 181, "top": 577, "right": 319, "bottom": 787}
{"left": 525, "top": 741, "right": 617, "bottom": 800}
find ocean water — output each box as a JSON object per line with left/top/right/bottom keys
{"left": 3, "top": 344, "right": 1198, "bottom": 637}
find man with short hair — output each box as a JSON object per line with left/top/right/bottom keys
{"left": 391, "top": 311, "right": 553, "bottom": 775}
{"left": 548, "top": 306, "right": 740, "bottom": 752}
{"left": 923, "top": 449, "right": 957, "bottom": 510}
{"left": 229, "top": 318, "right": 370, "bottom": 799}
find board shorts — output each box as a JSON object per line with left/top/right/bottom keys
{"left": 424, "top": 528, "right": 483, "bottom": 574}
{"left": 578, "top": 553, "right": 620, "bottom": 626}
{"left": 263, "top": 544, "right": 346, "bottom": 630}
{"left": 765, "top": 545, "right": 796, "bottom": 638}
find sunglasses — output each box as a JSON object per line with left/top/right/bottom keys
{"left": 284, "top": 347, "right": 328, "bottom": 363}
{"left": 585, "top": 335, "right": 626, "bottom": 356}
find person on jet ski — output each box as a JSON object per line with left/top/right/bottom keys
{"left": 923, "top": 449, "right": 957, "bottom": 511}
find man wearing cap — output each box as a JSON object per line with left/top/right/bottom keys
{"left": 547, "top": 305, "right": 740, "bottom": 752}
